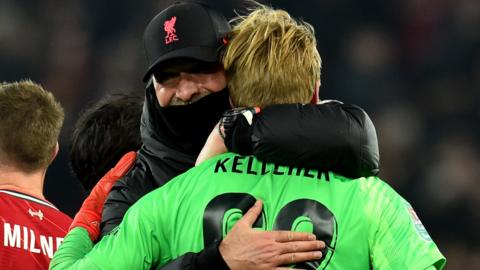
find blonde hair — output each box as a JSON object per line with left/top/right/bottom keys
{"left": 0, "top": 80, "right": 64, "bottom": 172}
{"left": 223, "top": 3, "right": 322, "bottom": 107}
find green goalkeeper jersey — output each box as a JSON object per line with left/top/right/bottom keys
{"left": 51, "top": 153, "right": 446, "bottom": 270}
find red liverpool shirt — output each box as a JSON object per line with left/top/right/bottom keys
{"left": 0, "top": 189, "right": 72, "bottom": 269}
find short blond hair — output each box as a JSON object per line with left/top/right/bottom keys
{"left": 0, "top": 80, "right": 64, "bottom": 172}
{"left": 223, "top": 3, "right": 322, "bottom": 107}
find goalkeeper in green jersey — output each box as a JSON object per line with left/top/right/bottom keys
{"left": 51, "top": 3, "right": 446, "bottom": 270}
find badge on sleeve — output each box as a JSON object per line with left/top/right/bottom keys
{"left": 405, "top": 202, "right": 432, "bottom": 241}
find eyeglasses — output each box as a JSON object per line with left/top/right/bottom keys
{"left": 153, "top": 59, "right": 221, "bottom": 84}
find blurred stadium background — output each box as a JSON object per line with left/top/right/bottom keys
{"left": 1, "top": 0, "right": 478, "bottom": 267}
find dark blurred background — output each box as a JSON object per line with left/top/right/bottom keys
{"left": 1, "top": 0, "right": 478, "bottom": 267}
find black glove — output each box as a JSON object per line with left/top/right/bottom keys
{"left": 219, "top": 107, "right": 260, "bottom": 156}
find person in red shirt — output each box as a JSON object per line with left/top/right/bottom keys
{"left": 0, "top": 80, "right": 72, "bottom": 269}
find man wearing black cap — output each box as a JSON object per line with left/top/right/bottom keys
{"left": 102, "top": 2, "right": 327, "bottom": 268}
{"left": 53, "top": 1, "right": 380, "bottom": 269}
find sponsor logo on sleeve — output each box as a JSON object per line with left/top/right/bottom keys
{"left": 405, "top": 203, "right": 432, "bottom": 241}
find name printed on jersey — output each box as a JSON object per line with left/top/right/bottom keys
{"left": 3, "top": 222, "right": 64, "bottom": 258}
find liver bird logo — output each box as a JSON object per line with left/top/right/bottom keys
{"left": 164, "top": 16, "right": 179, "bottom": 44}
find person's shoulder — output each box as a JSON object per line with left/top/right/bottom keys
{"left": 353, "top": 176, "right": 411, "bottom": 219}
{"left": 132, "top": 153, "right": 237, "bottom": 205}
{"left": 337, "top": 175, "right": 405, "bottom": 204}
{"left": 48, "top": 205, "right": 73, "bottom": 219}
{"left": 195, "top": 152, "right": 237, "bottom": 167}
{"left": 43, "top": 207, "right": 73, "bottom": 229}
{"left": 0, "top": 189, "right": 72, "bottom": 229}
{"left": 183, "top": 152, "right": 238, "bottom": 178}
{"left": 0, "top": 189, "right": 63, "bottom": 210}
{"left": 111, "top": 151, "right": 153, "bottom": 189}
{"left": 357, "top": 176, "right": 396, "bottom": 192}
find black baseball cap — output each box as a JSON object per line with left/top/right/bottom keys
{"left": 142, "top": 1, "right": 231, "bottom": 82}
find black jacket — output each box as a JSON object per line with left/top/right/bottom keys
{"left": 249, "top": 101, "right": 379, "bottom": 178}
{"left": 101, "top": 84, "right": 379, "bottom": 269}
{"left": 101, "top": 84, "right": 231, "bottom": 235}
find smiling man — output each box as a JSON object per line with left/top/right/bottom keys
{"left": 51, "top": 2, "right": 384, "bottom": 270}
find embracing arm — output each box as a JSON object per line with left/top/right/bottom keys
{"left": 49, "top": 228, "right": 97, "bottom": 270}
{"left": 50, "top": 152, "right": 138, "bottom": 270}
{"left": 51, "top": 202, "right": 162, "bottom": 270}
{"left": 160, "top": 200, "right": 324, "bottom": 270}
{"left": 60, "top": 153, "right": 322, "bottom": 270}
{"left": 225, "top": 101, "right": 380, "bottom": 178}
{"left": 52, "top": 199, "right": 323, "bottom": 270}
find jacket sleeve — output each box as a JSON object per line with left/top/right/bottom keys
{"left": 249, "top": 101, "right": 380, "bottom": 178}
{"left": 100, "top": 164, "right": 157, "bottom": 236}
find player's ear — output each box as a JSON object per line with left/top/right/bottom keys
{"left": 50, "top": 142, "right": 59, "bottom": 164}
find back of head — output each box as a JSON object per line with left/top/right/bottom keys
{"left": 70, "top": 94, "right": 143, "bottom": 190}
{"left": 223, "top": 3, "right": 322, "bottom": 107}
{"left": 0, "top": 80, "right": 64, "bottom": 172}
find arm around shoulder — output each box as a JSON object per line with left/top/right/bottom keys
{"left": 50, "top": 227, "right": 96, "bottom": 270}
{"left": 248, "top": 102, "right": 380, "bottom": 178}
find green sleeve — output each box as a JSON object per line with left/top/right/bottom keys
{"left": 365, "top": 179, "right": 446, "bottom": 270}
{"left": 50, "top": 201, "right": 162, "bottom": 270}
{"left": 49, "top": 227, "right": 99, "bottom": 270}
